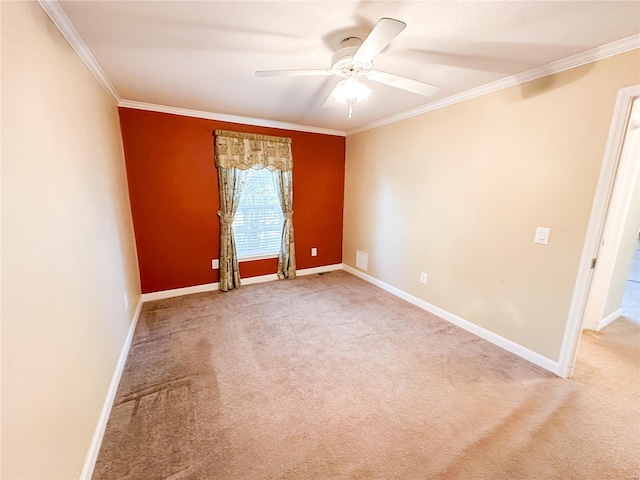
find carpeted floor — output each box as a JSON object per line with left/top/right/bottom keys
{"left": 93, "top": 270, "right": 640, "bottom": 479}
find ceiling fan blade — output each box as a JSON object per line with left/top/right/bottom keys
{"left": 255, "top": 69, "right": 333, "bottom": 77}
{"left": 367, "top": 70, "right": 438, "bottom": 97}
{"left": 322, "top": 82, "right": 342, "bottom": 108}
{"left": 353, "top": 18, "right": 406, "bottom": 64}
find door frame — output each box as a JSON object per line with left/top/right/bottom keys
{"left": 557, "top": 85, "right": 640, "bottom": 379}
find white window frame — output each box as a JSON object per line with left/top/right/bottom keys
{"left": 232, "top": 168, "right": 283, "bottom": 261}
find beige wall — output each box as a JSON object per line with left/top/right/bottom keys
{"left": 1, "top": 2, "right": 140, "bottom": 479}
{"left": 344, "top": 49, "right": 640, "bottom": 361}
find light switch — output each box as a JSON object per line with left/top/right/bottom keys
{"left": 534, "top": 227, "right": 550, "bottom": 245}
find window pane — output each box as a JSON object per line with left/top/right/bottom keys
{"left": 233, "top": 169, "right": 284, "bottom": 258}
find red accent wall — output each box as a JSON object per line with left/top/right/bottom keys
{"left": 118, "top": 108, "right": 345, "bottom": 294}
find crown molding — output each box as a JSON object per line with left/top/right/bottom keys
{"left": 118, "top": 100, "right": 347, "bottom": 137}
{"left": 37, "top": 0, "right": 120, "bottom": 104}
{"left": 347, "top": 34, "right": 640, "bottom": 136}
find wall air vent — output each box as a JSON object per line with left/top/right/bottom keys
{"left": 356, "top": 250, "right": 368, "bottom": 271}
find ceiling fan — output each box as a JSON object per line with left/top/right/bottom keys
{"left": 255, "top": 18, "right": 438, "bottom": 117}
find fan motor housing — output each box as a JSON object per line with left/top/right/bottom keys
{"left": 330, "top": 37, "right": 371, "bottom": 72}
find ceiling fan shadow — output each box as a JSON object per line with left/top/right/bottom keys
{"left": 320, "top": 15, "right": 374, "bottom": 52}
{"left": 396, "top": 49, "right": 529, "bottom": 75}
{"left": 397, "top": 40, "right": 580, "bottom": 75}
{"left": 77, "top": 7, "right": 305, "bottom": 53}
{"left": 126, "top": 6, "right": 306, "bottom": 38}
{"left": 515, "top": 61, "right": 595, "bottom": 100}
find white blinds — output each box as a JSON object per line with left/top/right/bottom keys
{"left": 232, "top": 168, "right": 284, "bottom": 258}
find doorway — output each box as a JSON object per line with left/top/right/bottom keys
{"left": 558, "top": 85, "right": 640, "bottom": 378}
{"left": 620, "top": 238, "right": 640, "bottom": 325}
{"left": 580, "top": 97, "right": 640, "bottom": 331}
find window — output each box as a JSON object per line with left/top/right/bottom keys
{"left": 232, "top": 168, "right": 283, "bottom": 259}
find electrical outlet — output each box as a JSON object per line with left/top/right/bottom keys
{"left": 212, "top": 259, "right": 219, "bottom": 269}
{"left": 311, "top": 247, "right": 317, "bottom": 257}
{"left": 124, "top": 293, "right": 129, "bottom": 309}
{"left": 420, "top": 272, "right": 428, "bottom": 284}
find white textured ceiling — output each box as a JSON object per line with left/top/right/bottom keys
{"left": 58, "top": 1, "right": 640, "bottom": 133}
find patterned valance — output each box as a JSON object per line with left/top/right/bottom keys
{"left": 214, "top": 130, "right": 293, "bottom": 171}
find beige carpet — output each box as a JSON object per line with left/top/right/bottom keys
{"left": 93, "top": 270, "right": 640, "bottom": 479}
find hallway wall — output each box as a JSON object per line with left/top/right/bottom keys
{"left": 1, "top": 3, "right": 141, "bottom": 478}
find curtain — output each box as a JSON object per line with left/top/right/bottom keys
{"left": 215, "top": 130, "right": 292, "bottom": 171}
{"left": 217, "top": 167, "right": 249, "bottom": 291}
{"left": 271, "top": 169, "right": 296, "bottom": 279}
{"left": 214, "top": 129, "right": 295, "bottom": 290}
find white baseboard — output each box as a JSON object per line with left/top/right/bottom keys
{"left": 240, "top": 263, "right": 343, "bottom": 286}
{"left": 141, "top": 263, "right": 344, "bottom": 301}
{"left": 596, "top": 308, "right": 622, "bottom": 331}
{"left": 342, "top": 264, "right": 561, "bottom": 376}
{"left": 296, "top": 263, "right": 343, "bottom": 276}
{"left": 79, "top": 296, "right": 143, "bottom": 480}
{"left": 241, "top": 274, "right": 279, "bottom": 286}
{"left": 141, "top": 281, "right": 220, "bottom": 301}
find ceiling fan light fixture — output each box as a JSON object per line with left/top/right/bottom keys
{"left": 255, "top": 17, "right": 438, "bottom": 117}
{"left": 332, "top": 77, "right": 371, "bottom": 104}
